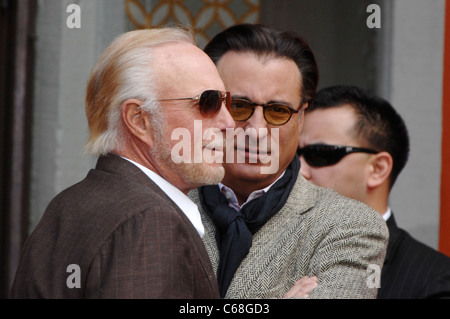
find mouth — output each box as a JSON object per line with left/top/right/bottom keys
{"left": 235, "top": 145, "right": 271, "bottom": 154}
{"left": 202, "top": 141, "right": 225, "bottom": 160}
{"left": 203, "top": 139, "right": 224, "bottom": 151}
{"left": 235, "top": 146, "right": 272, "bottom": 163}
{"left": 233, "top": 133, "right": 272, "bottom": 156}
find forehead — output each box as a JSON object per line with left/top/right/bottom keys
{"left": 153, "top": 42, "right": 225, "bottom": 95}
{"left": 302, "top": 105, "right": 359, "bottom": 145}
{"left": 216, "top": 51, "right": 301, "bottom": 104}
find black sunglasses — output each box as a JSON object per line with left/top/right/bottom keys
{"left": 230, "top": 98, "right": 303, "bottom": 126}
{"left": 157, "top": 90, "right": 231, "bottom": 117}
{"left": 297, "top": 144, "right": 378, "bottom": 167}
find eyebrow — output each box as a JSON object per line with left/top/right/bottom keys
{"left": 231, "top": 95, "right": 294, "bottom": 108}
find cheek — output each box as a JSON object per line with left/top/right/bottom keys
{"left": 310, "top": 165, "right": 355, "bottom": 192}
{"left": 310, "top": 169, "right": 336, "bottom": 188}
{"left": 312, "top": 165, "right": 365, "bottom": 200}
{"left": 277, "top": 125, "right": 300, "bottom": 155}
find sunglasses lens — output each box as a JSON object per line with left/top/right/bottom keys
{"left": 265, "top": 104, "right": 292, "bottom": 125}
{"left": 302, "top": 147, "right": 343, "bottom": 167}
{"left": 199, "top": 90, "right": 226, "bottom": 117}
{"left": 300, "top": 145, "right": 378, "bottom": 167}
{"left": 230, "top": 99, "right": 254, "bottom": 121}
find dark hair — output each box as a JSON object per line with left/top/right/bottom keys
{"left": 307, "top": 85, "right": 409, "bottom": 189}
{"left": 204, "top": 23, "right": 319, "bottom": 105}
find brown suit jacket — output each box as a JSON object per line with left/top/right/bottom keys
{"left": 10, "top": 154, "right": 219, "bottom": 299}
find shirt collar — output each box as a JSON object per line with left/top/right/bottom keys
{"left": 382, "top": 207, "right": 392, "bottom": 221}
{"left": 121, "top": 157, "right": 204, "bottom": 237}
{"left": 218, "top": 171, "right": 286, "bottom": 211}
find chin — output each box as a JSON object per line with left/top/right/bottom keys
{"left": 184, "top": 163, "right": 225, "bottom": 186}
{"left": 224, "top": 164, "right": 270, "bottom": 184}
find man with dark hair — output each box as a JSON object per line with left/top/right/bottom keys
{"left": 299, "top": 85, "right": 450, "bottom": 298}
{"left": 189, "top": 24, "right": 389, "bottom": 299}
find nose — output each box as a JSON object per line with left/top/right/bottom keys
{"left": 246, "top": 106, "right": 267, "bottom": 129}
{"left": 242, "top": 105, "right": 269, "bottom": 141}
{"left": 299, "top": 156, "right": 312, "bottom": 180}
{"left": 216, "top": 102, "right": 236, "bottom": 130}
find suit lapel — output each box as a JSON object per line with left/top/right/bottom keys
{"left": 199, "top": 203, "right": 221, "bottom": 274}
{"left": 225, "top": 176, "right": 316, "bottom": 297}
{"left": 384, "top": 213, "right": 403, "bottom": 263}
{"left": 96, "top": 153, "right": 159, "bottom": 190}
{"left": 195, "top": 175, "right": 318, "bottom": 297}
{"left": 97, "top": 154, "right": 219, "bottom": 294}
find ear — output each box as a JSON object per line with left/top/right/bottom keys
{"left": 298, "top": 102, "right": 309, "bottom": 135}
{"left": 302, "top": 101, "right": 309, "bottom": 112}
{"left": 121, "top": 99, "right": 154, "bottom": 148}
{"left": 367, "top": 151, "right": 393, "bottom": 189}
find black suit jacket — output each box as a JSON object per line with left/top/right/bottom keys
{"left": 378, "top": 213, "right": 450, "bottom": 299}
{"left": 10, "top": 154, "right": 219, "bottom": 298}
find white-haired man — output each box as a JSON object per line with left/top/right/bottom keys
{"left": 10, "top": 28, "right": 234, "bottom": 298}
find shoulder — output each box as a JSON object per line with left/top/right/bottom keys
{"left": 36, "top": 166, "right": 193, "bottom": 260}
{"left": 291, "top": 176, "right": 386, "bottom": 228}
{"left": 392, "top": 222, "right": 450, "bottom": 269}
{"left": 52, "top": 160, "right": 179, "bottom": 219}
{"left": 380, "top": 216, "right": 450, "bottom": 298}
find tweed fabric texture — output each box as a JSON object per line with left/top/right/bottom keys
{"left": 189, "top": 175, "right": 388, "bottom": 299}
{"left": 199, "top": 155, "right": 299, "bottom": 297}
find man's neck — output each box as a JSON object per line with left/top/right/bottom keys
{"left": 366, "top": 191, "right": 389, "bottom": 217}
{"left": 116, "top": 149, "right": 192, "bottom": 194}
{"left": 221, "top": 171, "right": 286, "bottom": 205}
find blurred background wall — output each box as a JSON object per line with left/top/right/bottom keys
{"left": 1, "top": 0, "right": 447, "bottom": 297}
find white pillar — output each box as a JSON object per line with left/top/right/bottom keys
{"left": 388, "top": 0, "right": 445, "bottom": 249}
{"left": 29, "top": 0, "right": 126, "bottom": 231}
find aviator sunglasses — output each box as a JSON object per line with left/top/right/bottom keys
{"left": 157, "top": 90, "right": 231, "bottom": 117}
{"left": 230, "top": 98, "right": 303, "bottom": 126}
{"left": 297, "top": 144, "right": 378, "bottom": 167}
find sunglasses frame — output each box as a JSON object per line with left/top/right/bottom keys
{"left": 298, "top": 144, "right": 379, "bottom": 167}
{"left": 230, "top": 98, "right": 303, "bottom": 126}
{"left": 157, "top": 90, "right": 231, "bottom": 117}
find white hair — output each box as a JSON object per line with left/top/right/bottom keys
{"left": 84, "top": 27, "right": 195, "bottom": 156}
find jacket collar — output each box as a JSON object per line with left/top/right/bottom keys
{"left": 284, "top": 175, "right": 317, "bottom": 215}
{"left": 384, "top": 212, "right": 402, "bottom": 263}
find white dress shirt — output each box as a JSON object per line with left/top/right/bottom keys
{"left": 122, "top": 157, "right": 204, "bottom": 237}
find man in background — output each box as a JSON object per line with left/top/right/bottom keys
{"left": 10, "top": 27, "right": 234, "bottom": 298}
{"left": 299, "top": 85, "right": 450, "bottom": 298}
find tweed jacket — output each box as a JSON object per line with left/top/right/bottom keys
{"left": 10, "top": 154, "right": 219, "bottom": 299}
{"left": 190, "top": 175, "right": 389, "bottom": 299}
{"left": 378, "top": 214, "right": 450, "bottom": 299}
